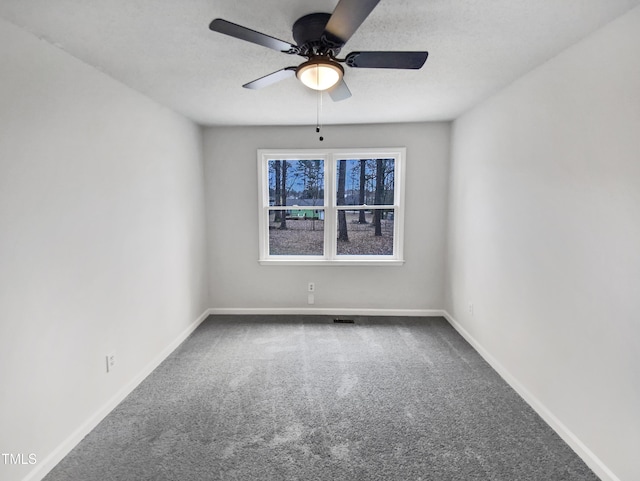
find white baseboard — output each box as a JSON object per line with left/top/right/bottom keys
{"left": 24, "top": 308, "right": 212, "bottom": 481}
{"left": 208, "top": 307, "right": 445, "bottom": 317}
{"left": 442, "top": 310, "right": 620, "bottom": 481}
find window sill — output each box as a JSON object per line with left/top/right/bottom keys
{"left": 258, "top": 259, "right": 405, "bottom": 267}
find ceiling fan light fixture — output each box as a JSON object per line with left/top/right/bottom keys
{"left": 297, "top": 57, "right": 343, "bottom": 91}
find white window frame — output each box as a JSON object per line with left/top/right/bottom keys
{"left": 257, "top": 148, "right": 406, "bottom": 266}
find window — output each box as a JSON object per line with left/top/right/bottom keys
{"left": 258, "top": 148, "right": 405, "bottom": 265}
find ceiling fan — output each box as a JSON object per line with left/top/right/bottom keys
{"left": 209, "top": 0, "right": 429, "bottom": 101}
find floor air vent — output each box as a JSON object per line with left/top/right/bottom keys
{"left": 333, "top": 318, "right": 355, "bottom": 324}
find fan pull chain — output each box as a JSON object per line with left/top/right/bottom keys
{"left": 316, "top": 87, "right": 324, "bottom": 141}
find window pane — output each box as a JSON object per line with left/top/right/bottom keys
{"left": 268, "top": 209, "right": 324, "bottom": 256}
{"left": 336, "top": 158, "right": 394, "bottom": 206}
{"left": 336, "top": 209, "right": 394, "bottom": 256}
{"left": 268, "top": 159, "right": 324, "bottom": 207}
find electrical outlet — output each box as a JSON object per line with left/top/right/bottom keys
{"left": 106, "top": 352, "right": 116, "bottom": 373}
{"left": 468, "top": 303, "right": 474, "bottom": 316}
{"left": 308, "top": 282, "right": 315, "bottom": 292}
{"left": 308, "top": 293, "right": 315, "bottom": 305}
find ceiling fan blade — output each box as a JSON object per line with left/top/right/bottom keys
{"left": 210, "top": 19, "right": 298, "bottom": 54}
{"left": 345, "top": 51, "right": 429, "bottom": 69}
{"left": 242, "top": 67, "right": 297, "bottom": 90}
{"left": 329, "top": 79, "right": 352, "bottom": 102}
{"left": 323, "top": 0, "right": 381, "bottom": 46}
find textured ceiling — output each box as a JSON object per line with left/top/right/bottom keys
{"left": 1, "top": 0, "right": 638, "bottom": 126}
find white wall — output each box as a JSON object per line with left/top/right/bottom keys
{"left": 0, "top": 19, "right": 209, "bottom": 481}
{"left": 204, "top": 123, "right": 450, "bottom": 313}
{"left": 446, "top": 6, "right": 640, "bottom": 481}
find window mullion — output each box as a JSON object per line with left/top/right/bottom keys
{"left": 325, "top": 154, "right": 337, "bottom": 259}
{"left": 335, "top": 205, "right": 395, "bottom": 209}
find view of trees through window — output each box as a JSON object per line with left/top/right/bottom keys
{"left": 266, "top": 158, "right": 395, "bottom": 256}
{"left": 267, "top": 159, "right": 325, "bottom": 256}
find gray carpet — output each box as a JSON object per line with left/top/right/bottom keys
{"left": 44, "top": 315, "right": 599, "bottom": 480}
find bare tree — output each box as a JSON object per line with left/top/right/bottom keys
{"left": 295, "top": 159, "right": 323, "bottom": 230}
{"left": 337, "top": 160, "right": 349, "bottom": 241}
{"left": 274, "top": 160, "right": 282, "bottom": 222}
{"left": 358, "top": 159, "right": 367, "bottom": 224}
{"left": 296, "top": 160, "right": 323, "bottom": 203}
{"left": 373, "top": 158, "right": 384, "bottom": 236}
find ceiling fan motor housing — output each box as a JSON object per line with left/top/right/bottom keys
{"left": 292, "top": 13, "right": 340, "bottom": 57}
